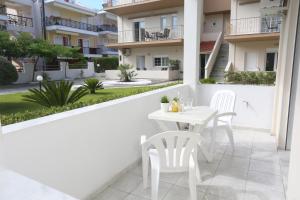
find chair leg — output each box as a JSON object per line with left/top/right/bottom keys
{"left": 142, "top": 154, "right": 149, "bottom": 188}
{"left": 226, "top": 126, "right": 235, "bottom": 151}
{"left": 188, "top": 163, "right": 197, "bottom": 200}
{"left": 151, "top": 166, "right": 160, "bottom": 200}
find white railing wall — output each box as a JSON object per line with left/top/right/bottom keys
{"left": 197, "top": 84, "right": 275, "bottom": 130}
{"left": 204, "top": 32, "right": 223, "bottom": 78}
{"left": 1, "top": 84, "right": 191, "bottom": 199}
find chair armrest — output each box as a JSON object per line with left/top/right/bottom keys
{"left": 141, "top": 135, "right": 147, "bottom": 145}
{"left": 215, "top": 112, "right": 236, "bottom": 119}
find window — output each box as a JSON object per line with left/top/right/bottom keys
{"left": 160, "top": 16, "right": 167, "bottom": 30}
{"left": 62, "top": 36, "right": 70, "bottom": 46}
{"left": 53, "top": 35, "right": 63, "bottom": 45}
{"left": 172, "top": 15, "right": 177, "bottom": 29}
{"left": 154, "top": 56, "right": 169, "bottom": 67}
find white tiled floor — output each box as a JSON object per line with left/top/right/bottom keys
{"left": 93, "top": 129, "right": 290, "bottom": 200}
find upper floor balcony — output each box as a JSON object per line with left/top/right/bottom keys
{"left": 102, "top": 0, "right": 184, "bottom": 15}
{"left": 46, "top": 16, "right": 117, "bottom": 36}
{"left": 0, "top": 5, "right": 7, "bottom": 20}
{"left": 107, "top": 25, "right": 184, "bottom": 48}
{"left": 6, "top": 14, "right": 34, "bottom": 33}
{"left": 225, "top": 15, "right": 282, "bottom": 42}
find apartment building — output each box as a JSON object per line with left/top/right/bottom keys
{"left": 0, "top": 0, "right": 38, "bottom": 37}
{"left": 44, "top": 0, "right": 118, "bottom": 58}
{"left": 93, "top": 11, "right": 118, "bottom": 56}
{"left": 225, "top": 0, "right": 284, "bottom": 72}
{"left": 103, "top": 0, "right": 230, "bottom": 80}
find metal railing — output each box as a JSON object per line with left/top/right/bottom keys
{"left": 46, "top": 17, "right": 98, "bottom": 32}
{"left": 99, "top": 24, "right": 118, "bottom": 32}
{"left": 97, "top": 45, "right": 118, "bottom": 54}
{"left": 7, "top": 14, "right": 33, "bottom": 27}
{"left": 229, "top": 15, "right": 282, "bottom": 35}
{"left": 118, "top": 25, "right": 184, "bottom": 43}
{"left": 46, "top": 17, "right": 117, "bottom": 33}
{"left": 0, "top": 5, "right": 6, "bottom": 15}
{"left": 102, "top": 0, "right": 149, "bottom": 8}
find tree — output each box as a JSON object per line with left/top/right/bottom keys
{"left": 0, "top": 56, "right": 18, "bottom": 85}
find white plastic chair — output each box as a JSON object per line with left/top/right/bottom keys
{"left": 207, "top": 90, "right": 236, "bottom": 152}
{"left": 141, "top": 131, "right": 201, "bottom": 200}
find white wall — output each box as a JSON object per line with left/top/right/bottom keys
{"left": 197, "top": 84, "right": 275, "bottom": 130}
{"left": 0, "top": 84, "right": 191, "bottom": 199}
{"left": 34, "top": 62, "right": 95, "bottom": 81}
{"left": 15, "top": 64, "right": 34, "bottom": 84}
{"left": 105, "top": 69, "right": 180, "bottom": 80}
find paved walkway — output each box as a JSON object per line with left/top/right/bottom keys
{"left": 92, "top": 129, "right": 290, "bottom": 200}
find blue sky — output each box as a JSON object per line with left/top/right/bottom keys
{"left": 77, "top": 0, "right": 102, "bottom": 10}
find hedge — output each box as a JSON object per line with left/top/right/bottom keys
{"left": 200, "top": 78, "right": 216, "bottom": 84}
{"left": 224, "top": 71, "right": 276, "bottom": 85}
{"left": 93, "top": 57, "right": 119, "bottom": 72}
{"left": 0, "top": 83, "right": 177, "bottom": 125}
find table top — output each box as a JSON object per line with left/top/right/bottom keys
{"left": 148, "top": 106, "right": 217, "bottom": 125}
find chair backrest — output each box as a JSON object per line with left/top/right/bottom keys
{"left": 143, "top": 131, "right": 199, "bottom": 171}
{"left": 164, "top": 28, "right": 170, "bottom": 37}
{"left": 210, "top": 90, "right": 236, "bottom": 122}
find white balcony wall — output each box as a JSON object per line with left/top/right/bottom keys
{"left": 198, "top": 84, "right": 275, "bottom": 130}
{"left": 0, "top": 84, "right": 191, "bottom": 199}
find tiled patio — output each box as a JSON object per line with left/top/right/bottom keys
{"left": 93, "top": 129, "right": 290, "bottom": 200}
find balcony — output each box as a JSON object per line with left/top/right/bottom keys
{"left": 6, "top": 14, "right": 34, "bottom": 33}
{"left": 46, "top": 16, "right": 113, "bottom": 36}
{"left": 97, "top": 45, "right": 118, "bottom": 55}
{"left": 102, "top": 0, "right": 184, "bottom": 15}
{"left": 107, "top": 25, "right": 184, "bottom": 49}
{"left": 224, "top": 16, "right": 282, "bottom": 42}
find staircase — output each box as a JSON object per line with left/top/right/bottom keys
{"left": 210, "top": 43, "right": 229, "bottom": 81}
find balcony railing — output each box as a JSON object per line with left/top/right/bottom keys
{"left": 99, "top": 24, "right": 118, "bottom": 32}
{"left": 229, "top": 16, "right": 282, "bottom": 35}
{"left": 97, "top": 45, "right": 118, "bottom": 54}
{"left": 45, "top": 17, "right": 117, "bottom": 33}
{"left": 7, "top": 14, "right": 33, "bottom": 27}
{"left": 102, "top": 0, "right": 149, "bottom": 8}
{"left": 0, "top": 5, "right": 6, "bottom": 15}
{"left": 118, "top": 25, "right": 184, "bottom": 43}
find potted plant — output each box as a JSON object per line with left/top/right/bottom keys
{"left": 160, "top": 96, "right": 170, "bottom": 112}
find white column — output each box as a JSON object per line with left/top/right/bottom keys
{"left": 183, "top": 0, "right": 203, "bottom": 93}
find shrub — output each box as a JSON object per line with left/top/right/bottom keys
{"left": 23, "top": 81, "right": 88, "bottom": 107}
{"left": 200, "top": 78, "right": 216, "bottom": 84}
{"left": 161, "top": 96, "right": 169, "bottom": 103}
{"left": 118, "top": 64, "right": 137, "bottom": 82}
{"left": 225, "top": 71, "right": 276, "bottom": 85}
{"left": 0, "top": 56, "right": 18, "bottom": 85}
{"left": 93, "top": 57, "right": 119, "bottom": 72}
{"left": 1, "top": 83, "right": 178, "bottom": 125}
{"left": 83, "top": 78, "right": 104, "bottom": 94}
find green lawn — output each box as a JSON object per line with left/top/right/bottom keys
{"left": 0, "top": 83, "right": 177, "bottom": 125}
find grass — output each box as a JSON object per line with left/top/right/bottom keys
{"left": 0, "top": 83, "right": 178, "bottom": 125}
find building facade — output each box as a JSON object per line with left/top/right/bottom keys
{"left": 0, "top": 0, "right": 118, "bottom": 58}
{"left": 225, "top": 0, "right": 283, "bottom": 72}
{"left": 103, "top": 0, "right": 231, "bottom": 80}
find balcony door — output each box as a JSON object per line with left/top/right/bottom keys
{"left": 82, "top": 39, "right": 90, "bottom": 54}
{"left": 265, "top": 51, "right": 278, "bottom": 71}
{"left": 136, "top": 56, "right": 145, "bottom": 70}
{"left": 134, "top": 21, "right": 145, "bottom": 42}
{"left": 245, "top": 52, "right": 258, "bottom": 71}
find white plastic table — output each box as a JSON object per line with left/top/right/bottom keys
{"left": 148, "top": 106, "right": 217, "bottom": 162}
{"left": 148, "top": 106, "right": 217, "bottom": 132}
